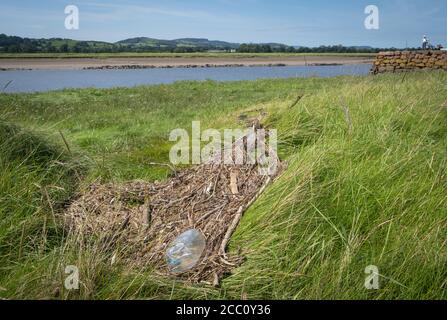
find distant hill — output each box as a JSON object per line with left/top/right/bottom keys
{"left": 117, "top": 37, "right": 239, "bottom": 50}
{"left": 175, "top": 38, "right": 239, "bottom": 49}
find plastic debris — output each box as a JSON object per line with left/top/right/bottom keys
{"left": 166, "top": 229, "right": 206, "bottom": 274}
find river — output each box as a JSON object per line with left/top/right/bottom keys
{"left": 0, "top": 64, "right": 371, "bottom": 93}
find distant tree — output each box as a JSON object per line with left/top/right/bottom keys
{"left": 60, "top": 44, "right": 69, "bottom": 53}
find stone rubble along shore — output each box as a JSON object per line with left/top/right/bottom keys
{"left": 83, "top": 63, "right": 289, "bottom": 70}
{"left": 0, "top": 68, "right": 32, "bottom": 71}
{"left": 371, "top": 50, "right": 447, "bottom": 74}
{"left": 82, "top": 63, "right": 344, "bottom": 70}
{"left": 0, "top": 62, "right": 342, "bottom": 71}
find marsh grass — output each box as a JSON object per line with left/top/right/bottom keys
{"left": 0, "top": 72, "right": 446, "bottom": 299}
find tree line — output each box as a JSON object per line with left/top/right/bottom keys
{"left": 0, "top": 34, "right": 406, "bottom": 54}
{"left": 238, "top": 43, "right": 408, "bottom": 54}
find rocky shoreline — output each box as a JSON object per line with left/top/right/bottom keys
{"left": 81, "top": 62, "right": 343, "bottom": 70}
{"left": 83, "top": 63, "right": 287, "bottom": 70}
{"left": 0, "top": 68, "right": 32, "bottom": 71}
{"left": 0, "top": 62, "right": 344, "bottom": 71}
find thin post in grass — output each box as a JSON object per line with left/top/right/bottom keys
{"left": 58, "top": 130, "right": 72, "bottom": 155}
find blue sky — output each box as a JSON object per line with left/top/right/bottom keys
{"left": 0, "top": 0, "right": 446, "bottom": 47}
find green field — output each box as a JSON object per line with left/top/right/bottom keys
{"left": 0, "top": 72, "right": 446, "bottom": 299}
{"left": 0, "top": 52, "right": 376, "bottom": 59}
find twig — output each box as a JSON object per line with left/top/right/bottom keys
{"left": 57, "top": 130, "right": 83, "bottom": 183}
{"left": 244, "top": 177, "right": 272, "bottom": 211}
{"left": 230, "top": 170, "right": 239, "bottom": 195}
{"left": 212, "top": 273, "right": 220, "bottom": 287}
{"left": 144, "top": 201, "right": 152, "bottom": 227}
{"left": 196, "top": 204, "right": 226, "bottom": 223}
{"left": 58, "top": 130, "right": 72, "bottom": 155}
{"left": 119, "top": 215, "right": 130, "bottom": 231}
{"left": 288, "top": 95, "right": 304, "bottom": 109}
{"left": 219, "top": 176, "right": 272, "bottom": 259}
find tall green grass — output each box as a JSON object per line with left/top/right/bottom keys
{"left": 226, "top": 74, "right": 447, "bottom": 299}
{"left": 0, "top": 72, "right": 446, "bottom": 299}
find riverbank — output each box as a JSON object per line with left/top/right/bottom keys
{"left": 1, "top": 73, "right": 446, "bottom": 299}
{"left": 0, "top": 54, "right": 373, "bottom": 70}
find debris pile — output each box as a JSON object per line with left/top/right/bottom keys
{"left": 65, "top": 134, "right": 281, "bottom": 284}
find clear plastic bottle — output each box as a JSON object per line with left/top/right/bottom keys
{"left": 166, "top": 229, "right": 206, "bottom": 274}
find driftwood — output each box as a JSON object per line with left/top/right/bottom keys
{"left": 219, "top": 176, "right": 272, "bottom": 259}
{"left": 230, "top": 170, "right": 239, "bottom": 195}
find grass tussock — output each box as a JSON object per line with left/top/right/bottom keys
{"left": 0, "top": 72, "right": 446, "bottom": 299}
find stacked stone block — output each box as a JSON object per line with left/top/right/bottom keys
{"left": 371, "top": 50, "right": 447, "bottom": 74}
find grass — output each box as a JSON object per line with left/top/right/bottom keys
{"left": 0, "top": 72, "right": 446, "bottom": 299}
{"left": 0, "top": 52, "right": 376, "bottom": 59}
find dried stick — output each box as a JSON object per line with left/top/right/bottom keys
{"left": 230, "top": 170, "right": 239, "bottom": 195}
{"left": 219, "top": 176, "right": 272, "bottom": 259}
{"left": 288, "top": 95, "right": 303, "bottom": 109}
{"left": 59, "top": 130, "right": 72, "bottom": 155}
